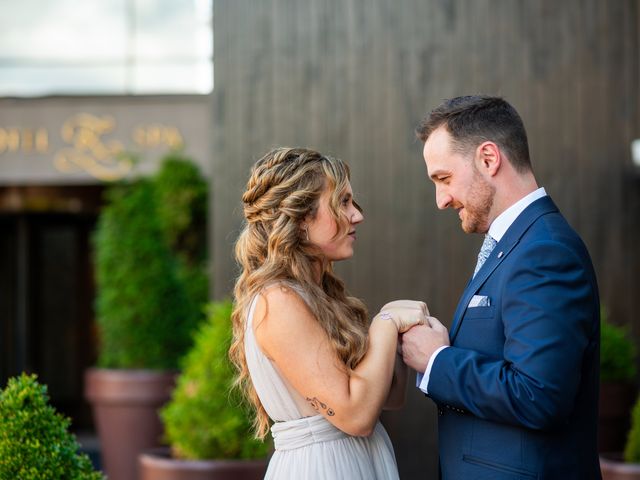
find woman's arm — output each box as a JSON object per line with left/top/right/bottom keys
{"left": 383, "top": 352, "right": 408, "bottom": 410}
{"left": 254, "top": 285, "right": 421, "bottom": 436}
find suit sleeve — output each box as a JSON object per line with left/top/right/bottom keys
{"left": 427, "top": 240, "right": 598, "bottom": 430}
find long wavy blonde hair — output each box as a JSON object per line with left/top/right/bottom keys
{"left": 229, "top": 147, "right": 369, "bottom": 439}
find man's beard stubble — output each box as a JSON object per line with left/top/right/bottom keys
{"left": 461, "top": 170, "right": 495, "bottom": 234}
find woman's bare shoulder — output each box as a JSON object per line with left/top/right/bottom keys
{"left": 253, "top": 282, "right": 320, "bottom": 342}
{"left": 258, "top": 282, "right": 310, "bottom": 313}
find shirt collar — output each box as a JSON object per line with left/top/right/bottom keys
{"left": 488, "top": 187, "right": 547, "bottom": 242}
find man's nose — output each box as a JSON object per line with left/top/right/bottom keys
{"left": 436, "top": 190, "right": 452, "bottom": 210}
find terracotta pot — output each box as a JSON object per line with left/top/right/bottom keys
{"left": 599, "top": 382, "right": 637, "bottom": 453}
{"left": 85, "top": 368, "right": 177, "bottom": 480}
{"left": 139, "top": 447, "right": 268, "bottom": 480}
{"left": 600, "top": 453, "right": 640, "bottom": 479}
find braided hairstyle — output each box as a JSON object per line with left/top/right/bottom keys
{"left": 229, "top": 147, "right": 368, "bottom": 438}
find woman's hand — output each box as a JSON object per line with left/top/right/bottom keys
{"left": 376, "top": 300, "right": 429, "bottom": 333}
{"left": 381, "top": 299, "right": 429, "bottom": 316}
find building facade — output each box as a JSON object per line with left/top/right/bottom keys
{"left": 0, "top": 94, "right": 211, "bottom": 429}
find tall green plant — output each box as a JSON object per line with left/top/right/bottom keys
{"left": 0, "top": 373, "right": 104, "bottom": 480}
{"left": 160, "top": 301, "right": 270, "bottom": 460}
{"left": 154, "top": 152, "right": 208, "bottom": 266}
{"left": 94, "top": 180, "right": 198, "bottom": 369}
{"left": 625, "top": 395, "right": 640, "bottom": 463}
{"left": 153, "top": 152, "right": 209, "bottom": 311}
{"left": 600, "top": 308, "right": 637, "bottom": 382}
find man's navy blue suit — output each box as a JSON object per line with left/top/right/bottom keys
{"left": 427, "top": 196, "right": 601, "bottom": 479}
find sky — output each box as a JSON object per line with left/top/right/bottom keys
{"left": 0, "top": 0, "right": 213, "bottom": 95}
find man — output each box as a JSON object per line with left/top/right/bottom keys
{"left": 402, "top": 95, "right": 601, "bottom": 479}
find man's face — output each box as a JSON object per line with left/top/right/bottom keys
{"left": 423, "top": 126, "right": 495, "bottom": 234}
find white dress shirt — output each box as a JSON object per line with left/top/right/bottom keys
{"left": 416, "top": 187, "right": 547, "bottom": 394}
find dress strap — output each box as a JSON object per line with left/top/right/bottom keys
{"left": 271, "top": 415, "right": 347, "bottom": 451}
{"left": 246, "top": 294, "right": 260, "bottom": 330}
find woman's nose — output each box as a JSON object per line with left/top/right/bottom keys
{"left": 351, "top": 206, "right": 364, "bottom": 224}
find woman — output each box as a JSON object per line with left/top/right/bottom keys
{"left": 229, "top": 147, "right": 427, "bottom": 479}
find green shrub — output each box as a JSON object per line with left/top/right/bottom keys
{"left": 0, "top": 373, "right": 104, "bottom": 480}
{"left": 94, "top": 180, "right": 199, "bottom": 369}
{"left": 153, "top": 152, "right": 209, "bottom": 314}
{"left": 154, "top": 152, "right": 208, "bottom": 267}
{"left": 600, "top": 308, "right": 637, "bottom": 382}
{"left": 624, "top": 394, "right": 640, "bottom": 463}
{"left": 160, "top": 301, "right": 270, "bottom": 460}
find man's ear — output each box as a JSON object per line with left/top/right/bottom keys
{"left": 475, "top": 141, "right": 501, "bottom": 177}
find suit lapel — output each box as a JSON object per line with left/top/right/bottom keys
{"left": 448, "top": 196, "right": 560, "bottom": 342}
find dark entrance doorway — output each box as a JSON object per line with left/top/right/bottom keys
{"left": 0, "top": 185, "right": 104, "bottom": 430}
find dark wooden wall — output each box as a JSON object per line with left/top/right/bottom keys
{"left": 211, "top": 1, "right": 640, "bottom": 477}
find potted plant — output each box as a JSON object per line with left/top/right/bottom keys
{"left": 153, "top": 151, "right": 209, "bottom": 311}
{"left": 138, "top": 301, "right": 271, "bottom": 479}
{"left": 600, "top": 394, "right": 640, "bottom": 479}
{"left": 599, "top": 309, "right": 638, "bottom": 452}
{"left": 0, "top": 373, "right": 104, "bottom": 479}
{"left": 85, "top": 179, "right": 201, "bottom": 480}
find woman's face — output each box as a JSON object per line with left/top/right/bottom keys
{"left": 305, "top": 180, "right": 364, "bottom": 262}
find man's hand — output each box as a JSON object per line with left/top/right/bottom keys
{"left": 401, "top": 316, "right": 450, "bottom": 372}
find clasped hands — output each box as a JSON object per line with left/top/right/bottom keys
{"left": 375, "top": 299, "right": 450, "bottom": 372}
{"left": 374, "top": 299, "right": 431, "bottom": 333}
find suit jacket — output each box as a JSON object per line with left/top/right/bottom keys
{"left": 428, "top": 196, "right": 601, "bottom": 479}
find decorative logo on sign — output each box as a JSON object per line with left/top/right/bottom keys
{"left": 0, "top": 113, "right": 185, "bottom": 182}
{"left": 54, "top": 114, "right": 130, "bottom": 182}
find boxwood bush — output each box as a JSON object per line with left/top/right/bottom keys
{"left": 0, "top": 373, "right": 103, "bottom": 480}
{"left": 625, "top": 394, "right": 640, "bottom": 463}
{"left": 160, "top": 301, "right": 270, "bottom": 460}
{"left": 600, "top": 308, "right": 637, "bottom": 382}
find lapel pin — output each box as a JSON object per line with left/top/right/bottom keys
{"left": 497, "top": 251, "right": 504, "bottom": 258}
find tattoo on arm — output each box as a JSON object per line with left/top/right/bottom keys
{"left": 306, "top": 396, "right": 335, "bottom": 416}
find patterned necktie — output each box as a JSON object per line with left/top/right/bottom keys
{"left": 473, "top": 234, "right": 497, "bottom": 278}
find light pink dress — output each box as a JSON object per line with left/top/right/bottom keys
{"left": 244, "top": 288, "right": 400, "bottom": 480}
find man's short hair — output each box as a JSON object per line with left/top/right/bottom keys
{"left": 416, "top": 95, "right": 532, "bottom": 173}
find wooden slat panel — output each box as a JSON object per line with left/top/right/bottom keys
{"left": 211, "top": 2, "right": 640, "bottom": 477}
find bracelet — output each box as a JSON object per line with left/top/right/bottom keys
{"left": 377, "top": 311, "right": 399, "bottom": 331}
